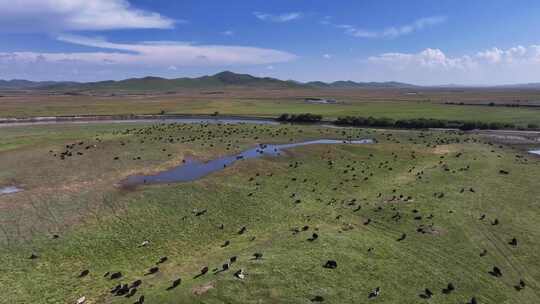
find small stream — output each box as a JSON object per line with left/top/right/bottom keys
{"left": 121, "top": 139, "right": 373, "bottom": 187}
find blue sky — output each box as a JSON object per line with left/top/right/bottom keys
{"left": 1, "top": 0, "right": 540, "bottom": 85}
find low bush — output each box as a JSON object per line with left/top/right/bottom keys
{"left": 334, "top": 116, "right": 530, "bottom": 131}
{"left": 277, "top": 113, "right": 323, "bottom": 123}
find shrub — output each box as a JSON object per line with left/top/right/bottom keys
{"left": 334, "top": 116, "right": 519, "bottom": 131}
{"left": 276, "top": 113, "right": 322, "bottom": 123}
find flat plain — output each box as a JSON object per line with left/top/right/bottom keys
{"left": 1, "top": 88, "right": 540, "bottom": 126}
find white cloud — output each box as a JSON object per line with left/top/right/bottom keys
{"left": 254, "top": 12, "right": 302, "bottom": 23}
{"left": 368, "top": 48, "right": 475, "bottom": 69}
{"left": 363, "top": 45, "right": 540, "bottom": 84}
{"left": 320, "top": 16, "right": 332, "bottom": 25}
{"left": 0, "top": 0, "right": 177, "bottom": 32}
{"left": 0, "top": 35, "right": 297, "bottom": 72}
{"left": 222, "top": 30, "right": 235, "bottom": 36}
{"left": 327, "top": 16, "right": 447, "bottom": 39}
{"left": 476, "top": 46, "right": 537, "bottom": 64}
{"left": 323, "top": 54, "right": 333, "bottom": 59}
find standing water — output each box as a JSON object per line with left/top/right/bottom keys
{"left": 0, "top": 186, "right": 22, "bottom": 195}
{"left": 122, "top": 139, "right": 373, "bottom": 187}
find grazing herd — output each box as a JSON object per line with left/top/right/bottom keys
{"left": 32, "top": 122, "right": 538, "bottom": 303}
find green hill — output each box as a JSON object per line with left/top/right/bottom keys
{"left": 44, "top": 71, "right": 305, "bottom": 92}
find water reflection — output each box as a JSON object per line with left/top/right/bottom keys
{"left": 122, "top": 139, "right": 373, "bottom": 186}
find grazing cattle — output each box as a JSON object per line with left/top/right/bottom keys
{"left": 230, "top": 256, "right": 237, "bottom": 264}
{"left": 489, "top": 266, "right": 503, "bottom": 277}
{"left": 253, "top": 253, "right": 263, "bottom": 260}
{"left": 139, "top": 240, "right": 150, "bottom": 247}
{"left": 499, "top": 170, "right": 509, "bottom": 175}
{"left": 200, "top": 266, "right": 209, "bottom": 275}
{"left": 323, "top": 260, "right": 337, "bottom": 269}
{"left": 311, "top": 295, "right": 325, "bottom": 302}
{"left": 124, "top": 280, "right": 139, "bottom": 290}
{"left": 419, "top": 288, "right": 433, "bottom": 299}
{"left": 110, "top": 284, "right": 121, "bottom": 293}
{"left": 467, "top": 297, "right": 478, "bottom": 304}
{"left": 442, "top": 283, "right": 455, "bottom": 294}
{"left": 29, "top": 253, "right": 39, "bottom": 259}
{"left": 480, "top": 249, "right": 488, "bottom": 257}
{"left": 110, "top": 272, "right": 123, "bottom": 280}
{"left": 238, "top": 226, "right": 247, "bottom": 235}
{"left": 222, "top": 263, "right": 230, "bottom": 271}
{"left": 76, "top": 296, "right": 86, "bottom": 304}
{"left": 514, "top": 279, "right": 526, "bottom": 291}
{"left": 221, "top": 240, "right": 230, "bottom": 247}
{"left": 157, "top": 256, "right": 168, "bottom": 264}
{"left": 368, "top": 287, "right": 380, "bottom": 299}
{"left": 78, "top": 270, "right": 89, "bottom": 278}
{"left": 115, "top": 284, "right": 130, "bottom": 296}
{"left": 195, "top": 209, "right": 207, "bottom": 216}
{"left": 308, "top": 233, "right": 319, "bottom": 241}
{"left": 146, "top": 267, "right": 159, "bottom": 275}
{"left": 167, "top": 278, "right": 182, "bottom": 290}
{"left": 509, "top": 238, "right": 518, "bottom": 247}
{"left": 491, "top": 219, "right": 499, "bottom": 225}
{"left": 134, "top": 295, "right": 145, "bottom": 304}
{"left": 397, "top": 233, "right": 407, "bottom": 241}
{"left": 234, "top": 269, "right": 246, "bottom": 279}
{"left": 126, "top": 288, "right": 137, "bottom": 298}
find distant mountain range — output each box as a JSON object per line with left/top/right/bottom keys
{"left": 1, "top": 71, "right": 539, "bottom": 91}
{"left": 0, "top": 71, "right": 417, "bottom": 92}
{"left": 0, "top": 79, "right": 76, "bottom": 90}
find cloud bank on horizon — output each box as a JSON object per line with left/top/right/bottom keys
{"left": 1, "top": 0, "right": 540, "bottom": 85}
{"left": 364, "top": 46, "right": 540, "bottom": 85}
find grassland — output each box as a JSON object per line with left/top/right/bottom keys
{"left": 1, "top": 88, "right": 540, "bottom": 126}
{"left": 1, "top": 121, "right": 539, "bottom": 304}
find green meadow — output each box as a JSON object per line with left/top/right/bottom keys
{"left": 0, "top": 122, "right": 539, "bottom": 304}
{"left": 1, "top": 94, "right": 540, "bottom": 127}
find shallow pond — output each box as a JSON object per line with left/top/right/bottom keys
{"left": 530, "top": 150, "right": 540, "bottom": 156}
{"left": 122, "top": 139, "right": 373, "bottom": 187}
{"left": 0, "top": 186, "right": 22, "bottom": 195}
